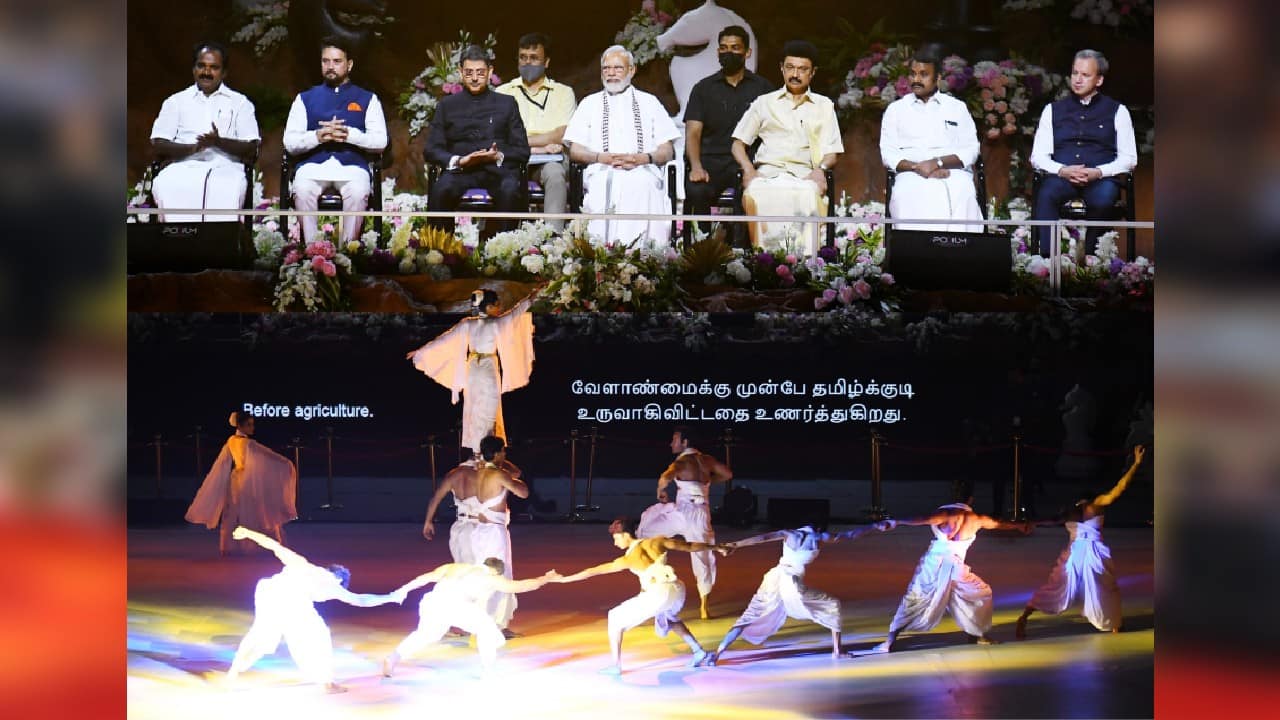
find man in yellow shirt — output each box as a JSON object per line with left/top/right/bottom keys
{"left": 731, "top": 40, "right": 843, "bottom": 255}
{"left": 496, "top": 32, "right": 577, "bottom": 230}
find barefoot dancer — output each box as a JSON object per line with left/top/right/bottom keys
{"left": 554, "top": 517, "right": 729, "bottom": 675}
{"left": 225, "top": 527, "right": 401, "bottom": 693}
{"left": 1016, "top": 445, "right": 1146, "bottom": 639}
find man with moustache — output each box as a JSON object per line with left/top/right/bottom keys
{"left": 564, "top": 45, "right": 681, "bottom": 247}
{"left": 283, "top": 36, "right": 388, "bottom": 245}
{"left": 879, "top": 49, "right": 983, "bottom": 232}
{"left": 682, "top": 25, "right": 772, "bottom": 244}
{"left": 1030, "top": 49, "right": 1137, "bottom": 254}
{"left": 150, "top": 42, "right": 261, "bottom": 222}
{"left": 496, "top": 33, "right": 576, "bottom": 231}
{"left": 427, "top": 45, "right": 531, "bottom": 236}
{"left": 731, "top": 40, "right": 843, "bottom": 254}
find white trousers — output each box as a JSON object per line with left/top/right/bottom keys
{"left": 395, "top": 590, "right": 506, "bottom": 667}
{"left": 449, "top": 517, "right": 516, "bottom": 628}
{"left": 153, "top": 160, "right": 247, "bottom": 222}
{"left": 1027, "top": 538, "right": 1122, "bottom": 631}
{"left": 743, "top": 172, "right": 825, "bottom": 255}
{"left": 230, "top": 577, "right": 333, "bottom": 684}
{"left": 636, "top": 498, "right": 716, "bottom": 598}
{"left": 608, "top": 580, "right": 686, "bottom": 638}
{"left": 292, "top": 158, "right": 372, "bottom": 244}
{"left": 889, "top": 171, "right": 983, "bottom": 232}
{"left": 889, "top": 546, "right": 993, "bottom": 636}
{"left": 584, "top": 165, "right": 671, "bottom": 247}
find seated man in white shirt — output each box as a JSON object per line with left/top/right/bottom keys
{"left": 283, "top": 36, "right": 388, "bottom": 245}
{"left": 149, "top": 42, "right": 260, "bottom": 222}
{"left": 879, "top": 49, "right": 982, "bottom": 233}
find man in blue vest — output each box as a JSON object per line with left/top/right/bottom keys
{"left": 283, "top": 36, "right": 388, "bottom": 246}
{"left": 426, "top": 45, "right": 530, "bottom": 236}
{"left": 1030, "top": 49, "right": 1137, "bottom": 255}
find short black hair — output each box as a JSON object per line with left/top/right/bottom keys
{"left": 475, "top": 288, "right": 500, "bottom": 314}
{"left": 608, "top": 516, "right": 638, "bottom": 536}
{"left": 910, "top": 48, "right": 943, "bottom": 74}
{"left": 193, "top": 41, "right": 228, "bottom": 69}
{"left": 480, "top": 435, "right": 505, "bottom": 461}
{"left": 518, "top": 32, "right": 551, "bottom": 55}
{"left": 672, "top": 425, "right": 698, "bottom": 449}
{"left": 328, "top": 564, "right": 351, "bottom": 588}
{"left": 320, "top": 35, "right": 351, "bottom": 59}
{"left": 483, "top": 557, "right": 505, "bottom": 574}
{"left": 460, "top": 44, "right": 491, "bottom": 65}
{"left": 781, "top": 39, "right": 818, "bottom": 64}
{"left": 718, "top": 25, "right": 749, "bottom": 49}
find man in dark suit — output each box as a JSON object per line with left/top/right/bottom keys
{"left": 426, "top": 45, "right": 531, "bottom": 235}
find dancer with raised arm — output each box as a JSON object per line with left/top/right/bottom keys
{"left": 702, "top": 525, "right": 881, "bottom": 666}
{"left": 554, "top": 517, "right": 730, "bottom": 675}
{"left": 1016, "top": 445, "right": 1146, "bottom": 638}
{"left": 185, "top": 410, "right": 297, "bottom": 556}
{"left": 225, "top": 527, "right": 401, "bottom": 693}
{"left": 381, "top": 558, "right": 558, "bottom": 676}
{"left": 855, "top": 498, "right": 1030, "bottom": 654}
{"left": 406, "top": 286, "right": 539, "bottom": 459}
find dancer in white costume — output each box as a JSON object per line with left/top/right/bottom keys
{"left": 421, "top": 436, "right": 528, "bottom": 630}
{"left": 702, "top": 525, "right": 882, "bottom": 665}
{"left": 225, "top": 527, "right": 401, "bottom": 693}
{"left": 1016, "top": 445, "right": 1146, "bottom": 638}
{"left": 406, "top": 287, "right": 538, "bottom": 456}
{"left": 856, "top": 501, "right": 1029, "bottom": 654}
{"left": 637, "top": 426, "right": 733, "bottom": 619}
{"left": 381, "top": 558, "right": 557, "bottom": 675}
{"left": 185, "top": 410, "right": 297, "bottom": 556}
{"left": 553, "top": 518, "right": 729, "bottom": 675}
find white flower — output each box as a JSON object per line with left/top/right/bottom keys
{"left": 726, "top": 259, "right": 751, "bottom": 284}
{"left": 398, "top": 258, "right": 416, "bottom": 274}
{"left": 425, "top": 249, "right": 444, "bottom": 265}
{"left": 520, "top": 254, "right": 546, "bottom": 274}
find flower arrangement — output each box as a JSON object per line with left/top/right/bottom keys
{"left": 382, "top": 223, "right": 472, "bottom": 279}
{"left": 615, "top": 0, "right": 676, "bottom": 67}
{"left": 535, "top": 226, "right": 683, "bottom": 312}
{"left": 1001, "top": 0, "right": 1152, "bottom": 30}
{"left": 838, "top": 44, "right": 974, "bottom": 111}
{"left": 399, "top": 30, "right": 500, "bottom": 137}
{"left": 232, "top": 2, "right": 394, "bottom": 58}
{"left": 273, "top": 230, "right": 356, "bottom": 311}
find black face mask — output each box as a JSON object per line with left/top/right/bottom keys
{"left": 718, "top": 51, "right": 745, "bottom": 73}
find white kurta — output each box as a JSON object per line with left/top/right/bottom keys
{"left": 607, "top": 545, "right": 686, "bottom": 637}
{"left": 733, "top": 530, "right": 842, "bottom": 644}
{"left": 407, "top": 297, "right": 535, "bottom": 453}
{"left": 394, "top": 565, "right": 507, "bottom": 666}
{"left": 230, "top": 565, "right": 345, "bottom": 683}
{"left": 449, "top": 488, "right": 516, "bottom": 628}
{"left": 149, "top": 84, "right": 260, "bottom": 222}
{"left": 880, "top": 91, "right": 982, "bottom": 232}
{"left": 1027, "top": 516, "right": 1122, "bottom": 631}
{"left": 637, "top": 463, "right": 716, "bottom": 598}
{"left": 563, "top": 86, "right": 680, "bottom": 246}
{"left": 889, "top": 523, "right": 993, "bottom": 636}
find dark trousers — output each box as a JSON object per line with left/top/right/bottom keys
{"left": 685, "top": 155, "right": 743, "bottom": 245}
{"left": 428, "top": 167, "right": 525, "bottom": 235}
{"left": 1032, "top": 175, "right": 1122, "bottom": 255}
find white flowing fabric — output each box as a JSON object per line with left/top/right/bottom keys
{"left": 887, "top": 171, "right": 983, "bottom": 232}
{"left": 888, "top": 523, "right": 993, "bottom": 636}
{"left": 637, "top": 472, "right": 716, "bottom": 598}
{"left": 407, "top": 297, "right": 535, "bottom": 453}
{"left": 394, "top": 565, "right": 507, "bottom": 666}
{"left": 185, "top": 436, "right": 297, "bottom": 536}
{"left": 153, "top": 162, "right": 248, "bottom": 222}
{"left": 733, "top": 530, "right": 842, "bottom": 644}
{"left": 607, "top": 545, "right": 686, "bottom": 637}
{"left": 448, "top": 489, "right": 516, "bottom": 628}
{"left": 743, "top": 171, "right": 826, "bottom": 255}
{"left": 1027, "top": 516, "right": 1122, "bottom": 631}
{"left": 230, "top": 565, "right": 345, "bottom": 683}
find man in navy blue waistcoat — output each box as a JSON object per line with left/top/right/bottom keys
{"left": 425, "top": 45, "right": 530, "bottom": 236}
{"left": 1030, "top": 49, "right": 1137, "bottom": 255}
{"left": 283, "top": 36, "right": 388, "bottom": 246}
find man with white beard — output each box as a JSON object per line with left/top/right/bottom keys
{"left": 563, "top": 45, "right": 680, "bottom": 246}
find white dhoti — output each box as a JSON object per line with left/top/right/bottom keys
{"left": 583, "top": 165, "right": 671, "bottom": 247}
{"left": 395, "top": 587, "right": 507, "bottom": 666}
{"left": 1027, "top": 519, "right": 1121, "bottom": 631}
{"left": 889, "top": 535, "right": 993, "bottom": 636}
{"left": 734, "top": 564, "right": 842, "bottom": 644}
{"left": 292, "top": 157, "right": 372, "bottom": 244}
{"left": 743, "top": 171, "right": 826, "bottom": 255}
{"left": 233, "top": 575, "right": 334, "bottom": 683}
{"left": 637, "top": 495, "right": 715, "bottom": 598}
{"left": 153, "top": 160, "right": 247, "bottom": 222}
{"left": 449, "top": 498, "right": 516, "bottom": 628}
{"left": 461, "top": 354, "right": 504, "bottom": 454}
{"left": 888, "top": 171, "right": 983, "bottom": 232}
{"left": 609, "top": 562, "right": 686, "bottom": 638}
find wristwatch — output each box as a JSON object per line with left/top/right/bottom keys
{"left": 935, "top": 156, "right": 945, "bottom": 169}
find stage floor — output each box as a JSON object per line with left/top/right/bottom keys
{"left": 127, "top": 522, "right": 1153, "bottom": 719}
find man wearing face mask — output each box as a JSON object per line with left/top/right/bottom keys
{"left": 683, "top": 25, "right": 772, "bottom": 245}
{"left": 564, "top": 45, "right": 680, "bottom": 247}
{"left": 496, "top": 33, "right": 576, "bottom": 231}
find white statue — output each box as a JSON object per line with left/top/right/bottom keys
{"left": 656, "top": 0, "right": 758, "bottom": 122}
{"left": 1055, "top": 383, "right": 1101, "bottom": 481}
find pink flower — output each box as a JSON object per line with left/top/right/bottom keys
{"left": 838, "top": 286, "right": 854, "bottom": 305}
{"left": 986, "top": 127, "right": 1001, "bottom": 139}
{"left": 986, "top": 113, "right": 998, "bottom": 126}
{"left": 311, "top": 255, "right": 326, "bottom": 272}
{"left": 1004, "top": 112, "right": 1017, "bottom": 124}
{"left": 867, "top": 85, "right": 880, "bottom": 97}
{"left": 283, "top": 250, "right": 300, "bottom": 265}
{"left": 776, "top": 265, "right": 792, "bottom": 277}
{"left": 642, "top": 0, "right": 655, "bottom": 11}
{"left": 321, "top": 259, "right": 337, "bottom": 277}
{"left": 1002, "top": 124, "right": 1017, "bottom": 135}
{"left": 852, "top": 279, "right": 872, "bottom": 300}
{"left": 785, "top": 254, "right": 798, "bottom": 265}
{"left": 895, "top": 76, "right": 911, "bottom": 97}
{"left": 983, "top": 99, "right": 995, "bottom": 112}
{"left": 880, "top": 272, "right": 895, "bottom": 285}
{"left": 489, "top": 73, "right": 501, "bottom": 85}
{"left": 980, "top": 88, "right": 993, "bottom": 101}
{"left": 528, "top": 246, "right": 542, "bottom": 255}
{"left": 657, "top": 11, "right": 672, "bottom": 24}
{"left": 822, "top": 288, "right": 837, "bottom": 304}
{"left": 994, "top": 84, "right": 1007, "bottom": 99}
{"left": 321, "top": 222, "right": 334, "bottom": 234}
{"left": 265, "top": 220, "right": 278, "bottom": 232}
{"left": 414, "top": 79, "right": 425, "bottom": 90}
{"left": 994, "top": 101, "right": 1008, "bottom": 114}
{"left": 289, "top": 223, "right": 301, "bottom": 241}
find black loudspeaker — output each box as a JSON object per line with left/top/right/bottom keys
{"left": 766, "top": 497, "right": 830, "bottom": 530}
{"left": 886, "top": 229, "right": 1011, "bottom": 292}
{"left": 127, "top": 221, "right": 253, "bottom": 273}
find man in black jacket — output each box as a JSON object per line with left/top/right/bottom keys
{"left": 426, "top": 45, "right": 530, "bottom": 235}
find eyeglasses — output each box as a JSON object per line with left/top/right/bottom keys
{"left": 782, "top": 64, "right": 814, "bottom": 74}
{"left": 461, "top": 69, "right": 490, "bottom": 78}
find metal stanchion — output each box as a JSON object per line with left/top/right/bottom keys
{"left": 191, "top": 425, "right": 206, "bottom": 480}
{"left": 150, "top": 433, "right": 166, "bottom": 498}
{"left": 565, "top": 429, "right": 583, "bottom": 522}
{"left": 319, "top": 426, "right": 343, "bottom": 511}
{"left": 869, "top": 431, "right": 886, "bottom": 521}
{"left": 421, "top": 433, "right": 440, "bottom": 493}
{"left": 575, "top": 426, "right": 602, "bottom": 516}
{"left": 721, "top": 427, "right": 735, "bottom": 492}
{"left": 1011, "top": 433, "right": 1025, "bottom": 522}
{"left": 287, "top": 437, "right": 305, "bottom": 513}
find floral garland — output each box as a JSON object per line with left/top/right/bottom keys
{"left": 231, "top": 2, "right": 395, "bottom": 58}
{"left": 398, "top": 30, "right": 500, "bottom": 137}
{"left": 615, "top": 1, "right": 676, "bottom": 67}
